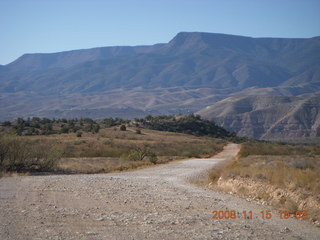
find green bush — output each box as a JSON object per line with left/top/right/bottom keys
{"left": 76, "top": 132, "right": 82, "bottom": 137}
{"left": 127, "top": 145, "right": 157, "bottom": 163}
{"left": 142, "top": 114, "right": 233, "bottom": 139}
{"left": 148, "top": 150, "right": 158, "bottom": 164}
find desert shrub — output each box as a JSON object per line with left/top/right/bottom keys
{"left": 148, "top": 150, "right": 158, "bottom": 164}
{"left": 128, "top": 151, "right": 142, "bottom": 161}
{"left": 127, "top": 144, "right": 155, "bottom": 162}
{"left": 60, "top": 125, "right": 70, "bottom": 134}
{"left": 120, "top": 125, "right": 126, "bottom": 131}
{"left": 89, "top": 124, "right": 100, "bottom": 134}
{"left": 125, "top": 144, "right": 159, "bottom": 164}
{"left": 0, "top": 135, "right": 62, "bottom": 172}
{"left": 208, "top": 168, "right": 222, "bottom": 183}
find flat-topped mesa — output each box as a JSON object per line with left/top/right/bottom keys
{"left": 6, "top": 44, "right": 164, "bottom": 71}
{"left": 167, "top": 32, "right": 253, "bottom": 51}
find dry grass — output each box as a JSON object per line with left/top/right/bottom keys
{"left": 5, "top": 127, "right": 226, "bottom": 175}
{"left": 23, "top": 127, "right": 225, "bottom": 158}
{"left": 219, "top": 155, "right": 320, "bottom": 196}
{"left": 239, "top": 141, "right": 320, "bottom": 157}
{"left": 209, "top": 141, "right": 320, "bottom": 222}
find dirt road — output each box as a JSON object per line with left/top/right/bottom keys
{"left": 0, "top": 144, "right": 319, "bottom": 239}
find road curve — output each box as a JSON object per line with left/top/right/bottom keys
{"left": 0, "top": 143, "right": 319, "bottom": 240}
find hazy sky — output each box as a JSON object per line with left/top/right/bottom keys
{"left": 1, "top": 0, "right": 319, "bottom": 65}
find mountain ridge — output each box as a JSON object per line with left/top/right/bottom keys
{"left": 1, "top": 32, "right": 319, "bottom": 140}
{"left": 197, "top": 95, "right": 320, "bottom": 140}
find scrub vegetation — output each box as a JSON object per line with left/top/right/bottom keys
{"left": 0, "top": 115, "right": 228, "bottom": 176}
{"left": 209, "top": 141, "right": 320, "bottom": 222}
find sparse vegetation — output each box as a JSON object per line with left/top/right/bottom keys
{"left": 209, "top": 141, "right": 320, "bottom": 222}
{"left": 0, "top": 116, "right": 227, "bottom": 176}
{"left": 0, "top": 117, "right": 102, "bottom": 136}
{"left": 136, "top": 114, "right": 235, "bottom": 138}
{"left": 0, "top": 135, "right": 62, "bottom": 174}
{"left": 239, "top": 141, "right": 320, "bottom": 158}
{"left": 0, "top": 114, "right": 232, "bottom": 176}
{"left": 1, "top": 114, "right": 235, "bottom": 139}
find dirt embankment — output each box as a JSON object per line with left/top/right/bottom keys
{"left": 0, "top": 144, "right": 319, "bottom": 240}
{"left": 212, "top": 149, "right": 320, "bottom": 224}
{"left": 216, "top": 177, "right": 320, "bottom": 224}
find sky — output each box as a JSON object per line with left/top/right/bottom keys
{"left": 0, "top": 0, "right": 319, "bottom": 65}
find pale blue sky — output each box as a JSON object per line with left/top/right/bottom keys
{"left": 1, "top": 0, "right": 319, "bottom": 65}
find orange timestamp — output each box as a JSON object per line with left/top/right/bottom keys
{"left": 211, "top": 210, "right": 308, "bottom": 220}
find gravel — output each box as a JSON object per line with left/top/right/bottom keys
{"left": 0, "top": 144, "right": 319, "bottom": 240}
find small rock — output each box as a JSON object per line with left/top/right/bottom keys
{"left": 280, "top": 227, "right": 291, "bottom": 233}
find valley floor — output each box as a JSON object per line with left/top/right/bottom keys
{"left": 0, "top": 144, "right": 319, "bottom": 240}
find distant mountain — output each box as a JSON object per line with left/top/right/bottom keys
{"left": 1, "top": 32, "right": 319, "bottom": 94}
{"left": 197, "top": 95, "right": 320, "bottom": 140}
{"left": 0, "top": 32, "right": 319, "bottom": 140}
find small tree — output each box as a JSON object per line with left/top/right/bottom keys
{"left": 148, "top": 150, "right": 158, "bottom": 164}
{"left": 120, "top": 125, "right": 126, "bottom": 131}
{"left": 128, "top": 145, "right": 150, "bottom": 161}
{"left": 2, "top": 121, "right": 11, "bottom": 127}
{"left": 128, "top": 144, "right": 157, "bottom": 163}
{"left": 60, "top": 125, "right": 70, "bottom": 134}
{"left": 92, "top": 124, "right": 100, "bottom": 134}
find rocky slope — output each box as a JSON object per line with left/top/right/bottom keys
{"left": 198, "top": 95, "right": 320, "bottom": 140}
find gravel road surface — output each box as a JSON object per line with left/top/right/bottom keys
{"left": 0, "top": 144, "right": 319, "bottom": 240}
